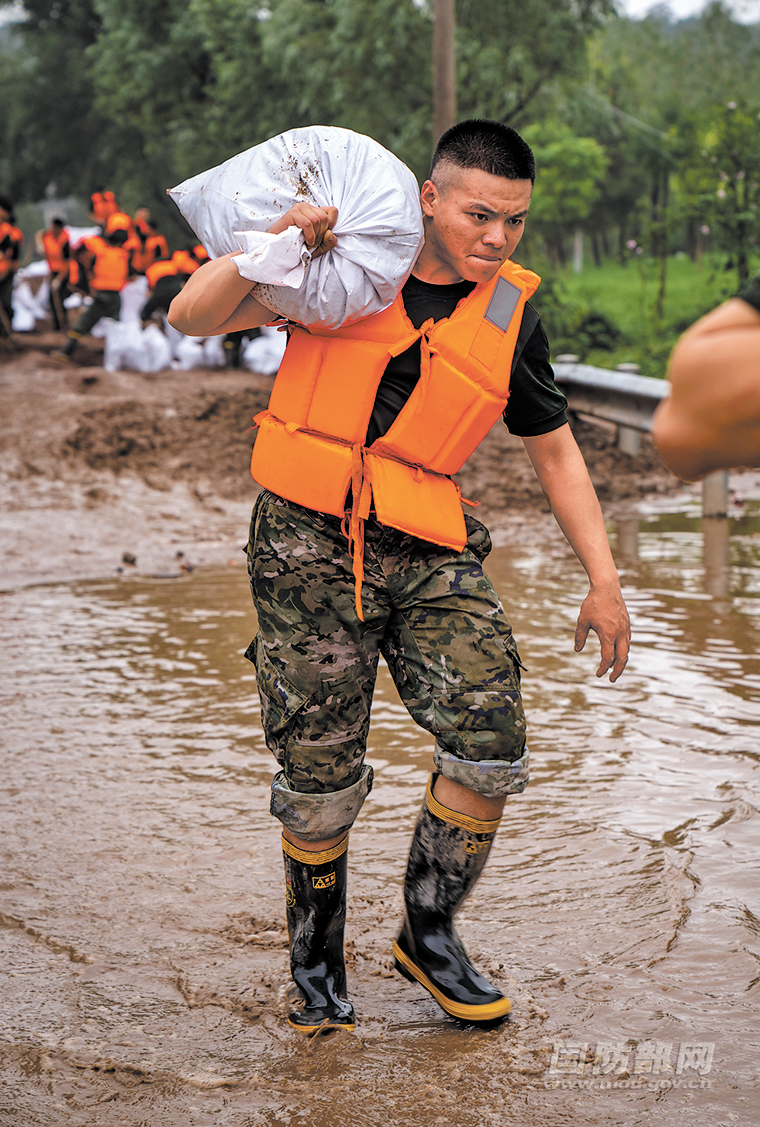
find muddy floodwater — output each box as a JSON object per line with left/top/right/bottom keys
{"left": 2, "top": 494, "right": 760, "bottom": 1127}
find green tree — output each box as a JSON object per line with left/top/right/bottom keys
{"left": 521, "top": 123, "right": 608, "bottom": 268}
{"left": 703, "top": 100, "right": 760, "bottom": 288}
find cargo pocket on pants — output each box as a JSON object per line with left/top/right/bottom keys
{"left": 247, "top": 635, "right": 311, "bottom": 760}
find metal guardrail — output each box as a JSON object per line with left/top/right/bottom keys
{"left": 552, "top": 357, "right": 729, "bottom": 517}
{"left": 552, "top": 360, "right": 668, "bottom": 434}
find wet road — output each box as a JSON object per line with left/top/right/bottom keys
{"left": 1, "top": 498, "right": 760, "bottom": 1126}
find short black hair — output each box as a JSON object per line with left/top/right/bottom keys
{"left": 431, "top": 119, "right": 535, "bottom": 184}
{"left": 108, "top": 229, "right": 128, "bottom": 247}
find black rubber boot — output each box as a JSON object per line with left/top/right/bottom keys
{"left": 52, "top": 330, "right": 80, "bottom": 363}
{"left": 392, "top": 775, "right": 511, "bottom": 1023}
{"left": 282, "top": 834, "right": 356, "bottom": 1033}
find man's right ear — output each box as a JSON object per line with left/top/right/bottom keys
{"left": 419, "top": 179, "right": 439, "bottom": 218}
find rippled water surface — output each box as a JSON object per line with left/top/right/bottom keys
{"left": 2, "top": 502, "right": 760, "bottom": 1126}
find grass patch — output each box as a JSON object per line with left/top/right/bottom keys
{"left": 530, "top": 253, "right": 760, "bottom": 378}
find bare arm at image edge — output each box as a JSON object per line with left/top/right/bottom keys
{"left": 652, "top": 282, "right": 760, "bottom": 480}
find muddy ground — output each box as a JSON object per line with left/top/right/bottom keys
{"left": 0, "top": 329, "right": 682, "bottom": 591}
{"left": 5, "top": 330, "right": 759, "bottom": 1127}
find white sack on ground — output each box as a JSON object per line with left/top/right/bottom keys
{"left": 173, "top": 334, "right": 225, "bottom": 371}
{"left": 102, "top": 321, "right": 172, "bottom": 374}
{"left": 242, "top": 325, "right": 287, "bottom": 376}
{"left": 118, "top": 276, "right": 149, "bottom": 323}
{"left": 11, "top": 279, "right": 46, "bottom": 331}
{"left": 168, "top": 126, "right": 424, "bottom": 329}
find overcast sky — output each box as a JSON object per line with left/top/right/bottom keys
{"left": 619, "top": 0, "right": 759, "bottom": 20}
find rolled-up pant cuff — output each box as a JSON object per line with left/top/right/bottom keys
{"left": 433, "top": 745, "right": 530, "bottom": 796}
{"left": 270, "top": 764, "right": 374, "bottom": 841}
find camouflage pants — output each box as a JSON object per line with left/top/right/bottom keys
{"left": 246, "top": 491, "right": 529, "bottom": 840}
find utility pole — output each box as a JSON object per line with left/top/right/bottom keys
{"left": 433, "top": 0, "right": 456, "bottom": 143}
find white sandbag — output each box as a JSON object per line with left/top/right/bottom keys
{"left": 11, "top": 280, "right": 42, "bottom": 331}
{"left": 102, "top": 320, "right": 171, "bottom": 373}
{"left": 168, "top": 126, "right": 424, "bottom": 330}
{"left": 33, "top": 279, "right": 51, "bottom": 319}
{"left": 242, "top": 325, "right": 287, "bottom": 376}
{"left": 142, "top": 323, "right": 173, "bottom": 372}
{"left": 202, "top": 335, "right": 225, "bottom": 367}
{"left": 119, "top": 276, "right": 149, "bottom": 323}
{"left": 173, "top": 336, "right": 206, "bottom": 370}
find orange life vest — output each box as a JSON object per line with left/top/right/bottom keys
{"left": 105, "top": 211, "right": 133, "bottom": 236}
{"left": 171, "top": 249, "right": 199, "bottom": 276}
{"left": 147, "top": 233, "right": 169, "bottom": 261}
{"left": 82, "top": 236, "right": 130, "bottom": 292}
{"left": 145, "top": 258, "right": 178, "bottom": 288}
{"left": 251, "top": 258, "right": 540, "bottom": 617}
{"left": 43, "top": 230, "right": 70, "bottom": 274}
{"left": 0, "top": 222, "right": 23, "bottom": 279}
{"left": 91, "top": 191, "right": 118, "bottom": 221}
{"left": 125, "top": 234, "right": 148, "bottom": 273}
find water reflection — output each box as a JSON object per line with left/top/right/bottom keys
{"left": 2, "top": 504, "right": 760, "bottom": 1126}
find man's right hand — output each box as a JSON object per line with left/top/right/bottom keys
{"left": 268, "top": 203, "right": 338, "bottom": 259}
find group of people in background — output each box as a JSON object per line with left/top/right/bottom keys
{"left": 0, "top": 187, "right": 213, "bottom": 362}
{"left": 51, "top": 190, "right": 210, "bottom": 363}
{"left": 0, "top": 194, "right": 24, "bottom": 336}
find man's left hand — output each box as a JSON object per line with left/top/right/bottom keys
{"left": 574, "top": 583, "right": 630, "bottom": 682}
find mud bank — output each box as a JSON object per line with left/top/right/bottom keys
{"left": 0, "top": 332, "right": 681, "bottom": 589}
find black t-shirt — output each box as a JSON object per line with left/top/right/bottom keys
{"left": 366, "top": 273, "right": 568, "bottom": 445}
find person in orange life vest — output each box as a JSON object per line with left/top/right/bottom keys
{"left": 66, "top": 253, "right": 88, "bottom": 297}
{"left": 89, "top": 189, "right": 119, "bottom": 227}
{"left": 0, "top": 195, "right": 24, "bottom": 336}
{"left": 133, "top": 206, "right": 152, "bottom": 236}
{"left": 53, "top": 228, "right": 132, "bottom": 361}
{"left": 170, "top": 247, "right": 202, "bottom": 277}
{"left": 146, "top": 221, "right": 170, "bottom": 263}
{"left": 126, "top": 217, "right": 170, "bottom": 276}
{"left": 140, "top": 256, "right": 187, "bottom": 324}
{"left": 35, "top": 217, "right": 71, "bottom": 331}
{"left": 105, "top": 210, "right": 133, "bottom": 237}
{"left": 169, "top": 120, "right": 631, "bottom": 1031}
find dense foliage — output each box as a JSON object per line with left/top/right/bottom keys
{"left": 1, "top": 0, "right": 758, "bottom": 372}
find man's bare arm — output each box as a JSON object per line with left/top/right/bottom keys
{"left": 652, "top": 296, "right": 760, "bottom": 480}
{"left": 168, "top": 203, "right": 338, "bottom": 337}
{"left": 522, "top": 423, "right": 630, "bottom": 682}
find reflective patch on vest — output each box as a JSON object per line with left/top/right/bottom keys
{"left": 312, "top": 872, "right": 336, "bottom": 890}
{"left": 484, "top": 276, "right": 522, "bottom": 332}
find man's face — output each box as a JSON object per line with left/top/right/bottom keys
{"left": 418, "top": 166, "right": 533, "bottom": 284}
